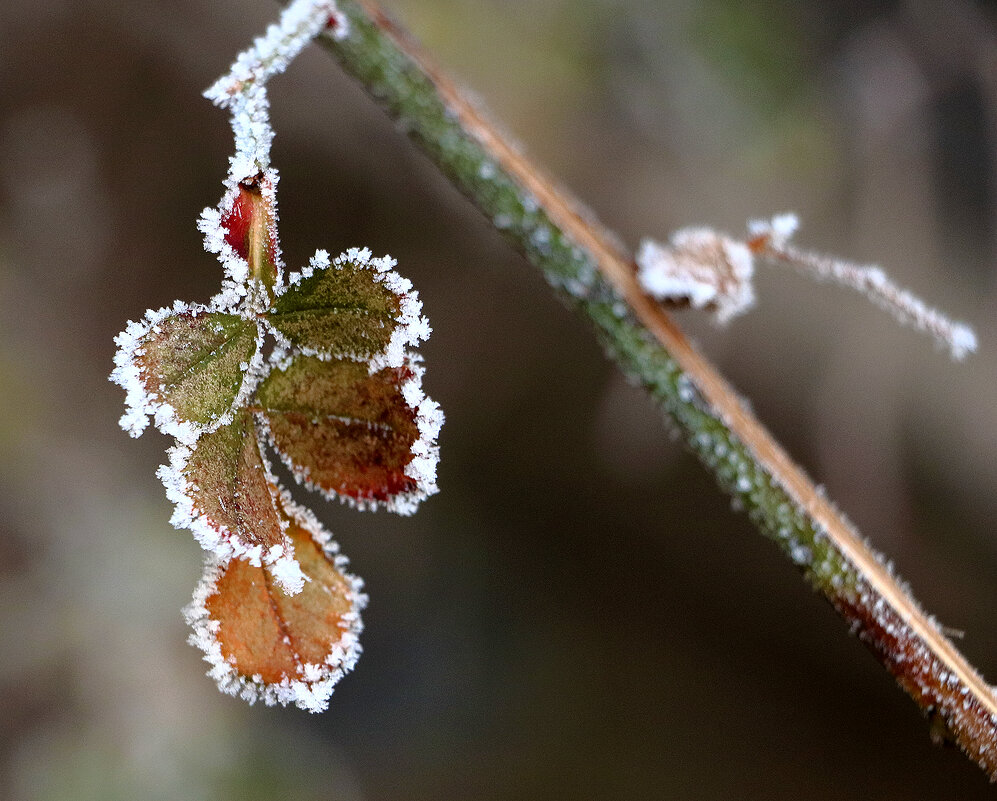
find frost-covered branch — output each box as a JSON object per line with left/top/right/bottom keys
{"left": 746, "top": 213, "right": 976, "bottom": 360}
{"left": 310, "top": 0, "right": 997, "bottom": 779}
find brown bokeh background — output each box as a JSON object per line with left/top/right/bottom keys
{"left": 2, "top": 1, "right": 997, "bottom": 798}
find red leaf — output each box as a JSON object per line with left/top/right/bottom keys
{"left": 256, "top": 355, "right": 441, "bottom": 513}
{"left": 220, "top": 174, "right": 280, "bottom": 293}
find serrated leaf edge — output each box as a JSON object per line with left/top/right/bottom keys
{"left": 182, "top": 486, "right": 366, "bottom": 713}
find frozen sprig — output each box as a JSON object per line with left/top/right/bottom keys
{"left": 748, "top": 215, "right": 977, "bottom": 360}
{"left": 109, "top": 0, "right": 441, "bottom": 712}
{"left": 204, "top": 0, "right": 348, "bottom": 179}
{"left": 638, "top": 213, "right": 977, "bottom": 361}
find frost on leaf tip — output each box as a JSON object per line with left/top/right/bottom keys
{"left": 184, "top": 489, "right": 365, "bottom": 712}
{"left": 267, "top": 248, "right": 431, "bottom": 368}
{"left": 257, "top": 354, "right": 442, "bottom": 514}
{"left": 158, "top": 407, "right": 306, "bottom": 594}
{"left": 110, "top": 303, "right": 262, "bottom": 445}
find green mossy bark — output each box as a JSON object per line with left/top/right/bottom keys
{"left": 319, "top": 2, "right": 852, "bottom": 599}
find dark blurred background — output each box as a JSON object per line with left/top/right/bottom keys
{"left": 2, "top": 0, "right": 996, "bottom": 798}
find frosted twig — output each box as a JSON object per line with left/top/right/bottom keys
{"left": 638, "top": 211, "right": 977, "bottom": 361}
{"left": 205, "top": 0, "right": 347, "bottom": 179}
{"left": 748, "top": 214, "right": 977, "bottom": 361}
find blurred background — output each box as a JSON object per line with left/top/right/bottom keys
{"left": 2, "top": 0, "right": 996, "bottom": 798}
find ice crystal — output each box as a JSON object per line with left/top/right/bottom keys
{"left": 109, "top": 0, "right": 442, "bottom": 712}
{"left": 637, "top": 229, "right": 755, "bottom": 323}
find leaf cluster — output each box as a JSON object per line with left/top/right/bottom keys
{"left": 112, "top": 171, "right": 441, "bottom": 711}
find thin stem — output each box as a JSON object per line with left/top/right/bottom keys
{"left": 763, "top": 242, "right": 977, "bottom": 360}
{"left": 315, "top": 0, "right": 997, "bottom": 778}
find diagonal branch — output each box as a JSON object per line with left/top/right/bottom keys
{"left": 313, "top": 0, "right": 997, "bottom": 778}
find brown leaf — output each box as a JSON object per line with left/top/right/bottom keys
{"left": 159, "top": 407, "right": 305, "bottom": 593}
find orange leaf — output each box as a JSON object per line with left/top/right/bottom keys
{"left": 184, "top": 491, "right": 366, "bottom": 712}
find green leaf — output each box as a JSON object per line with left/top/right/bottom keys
{"left": 112, "top": 305, "right": 260, "bottom": 444}
{"left": 256, "top": 354, "right": 432, "bottom": 511}
{"left": 266, "top": 249, "right": 428, "bottom": 365}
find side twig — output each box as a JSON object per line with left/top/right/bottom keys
{"left": 314, "top": 0, "right": 997, "bottom": 778}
